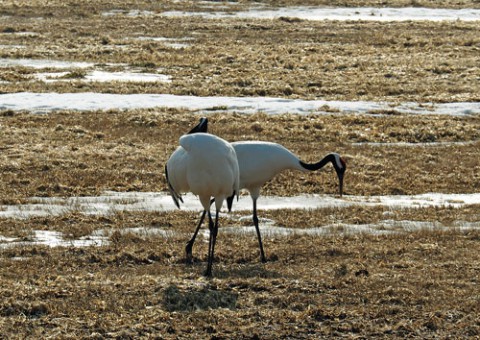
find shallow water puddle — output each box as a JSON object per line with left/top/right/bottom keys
{"left": 1, "top": 191, "right": 479, "bottom": 219}
{"left": 1, "top": 217, "right": 478, "bottom": 250}
{"left": 213, "top": 218, "right": 480, "bottom": 238}
{"left": 0, "top": 192, "right": 478, "bottom": 248}
{"left": 0, "top": 230, "right": 109, "bottom": 249}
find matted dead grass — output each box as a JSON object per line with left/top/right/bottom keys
{"left": 0, "top": 215, "right": 479, "bottom": 338}
{"left": 1, "top": 1, "right": 480, "bottom": 102}
{"left": 0, "top": 110, "right": 478, "bottom": 201}
{"left": 1, "top": 0, "right": 479, "bottom": 338}
{"left": 0, "top": 110, "right": 479, "bottom": 338}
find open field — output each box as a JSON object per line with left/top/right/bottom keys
{"left": 1, "top": 215, "right": 479, "bottom": 338}
{"left": 1, "top": 1, "right": 480, "bottom": 102}
{"left": 0, "top": 110, "right": 479, "bottom": 200}
{"left": 1, "top": 0, "right": 480, "bottom": 338}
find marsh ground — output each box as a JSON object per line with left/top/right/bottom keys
{"left": 1, "top": 0, "right": 479, "bottom": 338}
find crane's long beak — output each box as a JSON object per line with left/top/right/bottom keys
{"left": 338, "top": 172, "right": 344, "bottom": 197}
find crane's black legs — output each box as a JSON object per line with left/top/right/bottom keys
{"left": 252, "top": 198, "right": 267, "bottom": 263}
{"left": 186, "top": 198, "right": 267, "bottom": 265}
{"left": 186, "top": 209, "right": 207, "bottom": 264}
{"left": 204, "top": 210, "right": 219, "bottom": 277}
{"left": 186, "top": 198, "right": 214, "bottom": 264}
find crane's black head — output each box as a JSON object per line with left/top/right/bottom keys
{"left": 300, "top": 153, "right": 347, "bottom": 197}
{"left": 188, "top": 117, "right": 208, "bottom": 134}
{"left": 330, "top": 153, "right": 346, "bottom": 197}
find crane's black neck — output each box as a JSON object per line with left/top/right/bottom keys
{"left": 299, "top": 153, "right": 340, "bottom": 172}
{"left": 188, "top": 117, "right": 208, "bottom": 134}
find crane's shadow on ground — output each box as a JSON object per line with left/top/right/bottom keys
{"left": 213, "top": 263, "right": 281, "bottom": 280}
{"left": 163, "top": 264, "right": 280, "bottom": 312}
{"left": 163, "top": 284, "right": 238, "bottom": 312}
{"left": 183, "top": 255, "right": 281, "bottom": 280}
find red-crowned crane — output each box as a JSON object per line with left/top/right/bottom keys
{"left": 181, "top": 118, "right": 346, "bottom": 264}
{"left": 165, "top": 131, "right": 239, "bottom": 276}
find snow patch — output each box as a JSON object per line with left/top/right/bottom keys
{"left": 161, "top": 7, "right": 480, "bottom": 22}
{"left": 0, "top": 192, "right": 478, "bottom": 219}
{"left": 214, "top": 219, "right": 480, "bottom": 238}
{"left": 1, "top": 92, "right": 479, "bottom": 116}
{"left": 102, "top": 9, "right": 155, "bottom": 17}
{"left": 135, "top": 36, "right": 192, "bottom": 49}
{"left": 353, "top": 141, "right": 479, "bottom": 148}
{"left": 0, "top": 230, "right": 109, "bottom": 249}
{"left": 1, "top": 192, "right": 478, "bottom": 248}
{"left": 0, "top": 58, "right": 94, "bottom": 69}
{"left": 35, "top": 70, "right": 171, "bottom": 83}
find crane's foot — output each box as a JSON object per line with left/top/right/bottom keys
{"left": 185, "top": 242, "right": 194, "bottom": 265}
{"left": 260, "top": 250, "right": 267, "bottom": 263}
{"left": 203, "top": 267, "right": 213, "bottom": 278}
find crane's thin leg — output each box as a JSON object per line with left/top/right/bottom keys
{"left": 252, "top": 198, "right": 267, "bottom": 263}
{"left": 205, "top": 210, "right": 219, "bottom": 277}
{"left": 185, "top": 210, "right": 207, "bottom": 264}
{"left": 185, "top": 199, "right": 214, "bottom": 264}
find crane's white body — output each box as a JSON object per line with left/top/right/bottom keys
{"left": 166, "top": 132, "right": 239, "bottom": 276}
{"left": 228, "top": 141, "right": 344, "bottom": 262}
{"left": 175, "top": 121, "right": 346, "bottom": 267}
{"left": 167, "top": 133, "right": 239, "bottom": 211}
{"left": 232, "top": 141, "right": 306, "bottom": 199}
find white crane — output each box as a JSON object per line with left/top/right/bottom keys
{"left": 181, "top": 118, "right": 346, "bottom": 264}
{"left": 165, "top": 132, "right": 239, "bottom": 276}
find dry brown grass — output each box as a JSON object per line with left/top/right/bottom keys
{"left": 0, "top": 109, "right": 479, "bottom": 338}
{"left": 0, "top": 213, "right": 479, "bottom": 338}
{"left": 1, "top": 0, "right": 479, "bottom": 338}
{"left": 1, "top": 1, "right": 480, "bottom": 102}
{"left": 0, "top": 110, "right": 478, "bottom": 201}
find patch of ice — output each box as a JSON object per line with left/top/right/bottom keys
{"left": 0, "top": 58, "right": 94, "bottom": 69}
{"left": 0, "top": 192, "right": 479, "bottom": 220}
{"left": 1, "top": 218, "right": 477, "bottom": 249}
{"left": 0, "top": 44, "right": 25, "bottom": 49}
{"left": 34, "top": 72, "right": 70, "bottom": 82}
{"left": 0, "top": 31, "right": 39, "bottom": 37}
{"left": 352, "top": 141, "right": 478, "bottom": 147}
{"left": 1, "top": 92, "right": 479, "bottom": 116}
{"left": 0, "top": 230, "right": 109, "bottom": 249}
{"left": 135, "top": 37, "right": 192, "bottom": 49}
{"left": 85, "top": 70, "right": 171, "bottom": 83}
{"left": 1, "top": 194, "right": 478, "bottom": 249}
{"left": 34, "top": 70, "right": 171, "bottom": 83}
{"left": 197, "top": 1, "right": 238, "bottom": 9}
{"left": 0, "top": 202, "right": 71, "bottom": 219}
{"left": 0, "top": 236, "right": 17, "bottom": 242}
{"left": 211, "top": 219, "right": 480, "bottom": 238}
{"left": 102, "top": 9, "right": 155, "bottom": 17}
{"left": 94, "top": 227, "right": 176, "bottom": 238}
{"left": 161, "top": 7, "right": 480, "bottom": 22}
